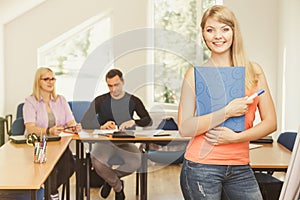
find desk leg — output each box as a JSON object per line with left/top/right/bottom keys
{"left": 44, "top": 176, "right": 51, "bottom": 200}
{"left": 140, "top": 144, "right": 149, "bottom": 200}
{"left": 76, "top": 140, "right": 84, "bottom": 200}
{"left": 86, "top": 152, "right": 91, "bottom": 200}
{"left": 30, "top": 190, "right": 37, "bottom": 200}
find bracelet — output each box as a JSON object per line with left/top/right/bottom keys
{"left": 46, "top": 127, "right": 50, "bottom": 135}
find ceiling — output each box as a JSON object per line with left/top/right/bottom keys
{"left": 0, "top": 0, "right": 46, "bottom": 24}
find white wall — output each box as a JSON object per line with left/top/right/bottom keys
{"left": 277, "top": 0, "right": 300, "bottom": 132}
{"left": 224, "top": 0, "right": 280, "bottom": 134}
{"left": 0, "top": 25, "right": 4, "bottom": 116}
{"left": 2, "top": 0, "right": 299, "bottom": 133}
{"left": 3, "top": 0, "right": 147, "bottom": 116}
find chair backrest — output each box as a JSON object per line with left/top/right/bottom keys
{"left": 11, "top": 118, "right": 25, "bottom": 136}
{"left": 9, "top": 103, "right": 25, "bottom": 136}
{"left": 68, "top": 101, "right": 91, "bottom": 122}
{"left": 277, "top": 131, "right": 297, "bottom": 151}
{"left": 157, "top": 117, "right": 178, "bottom": 130}
{"left": 16, "top": 103, "right": 24, "bottom": 119}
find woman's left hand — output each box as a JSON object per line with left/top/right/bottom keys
{"left": 204, "top": 126, "right": 239, "bottom": 145}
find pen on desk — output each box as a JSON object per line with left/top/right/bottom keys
{"left": 247, "top": 89, "right": 265, "bottom": 100}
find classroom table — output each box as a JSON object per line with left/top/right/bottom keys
{"left": 74, "top": 130, "right": 188, "bottom": 200}
{"left": 74, "top": 130, "right": 291, "bottom": 200}
{"left": 250, "top": 141, "right": 291, "bottom": 173}
{"left": 0, "top": 136, "right": 73, "bottom": 200}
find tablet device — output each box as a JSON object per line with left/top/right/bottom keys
{"left": 9, "top": 135, "right": 61, "bottom": 144}
{"left": 9, "top": 135, "right": 27, "bottom": 144}
{"left": 112, "top": 131, "right": 135, "bottom": 138}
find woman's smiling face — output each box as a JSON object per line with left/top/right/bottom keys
{"left": 202, "top": 17, "right": 233, "bottom": 55}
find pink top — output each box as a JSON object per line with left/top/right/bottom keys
{"left": 184, "top": 87, "right": 259, "bottom": 165}
{"left": 23, "top": 95, "right": 74, "bottom": 131}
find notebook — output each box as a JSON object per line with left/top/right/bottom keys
{"left": 194, "top": 66, "right": 245, "bottom": 132}
{"left": 250, "top": 135, "right": 273, "bottom": 143}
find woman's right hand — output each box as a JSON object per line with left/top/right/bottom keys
{"left": 50, "top": 124, "right": 64, "bottom": 136}
{"left": 225, "top": 97, "right": 253, "bottom": 118}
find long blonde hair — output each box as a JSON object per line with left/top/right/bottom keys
{"left": 32, "top": 67, "right": 57, "bottom": 101}
{"left": 201, "top": 5, "right": 256, "bottom": 89}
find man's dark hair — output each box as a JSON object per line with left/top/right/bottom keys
{"left": 105, "top": 69, "right": 123, "bottom": 81}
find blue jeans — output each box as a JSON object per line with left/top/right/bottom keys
{"left": 180, "top": 159, "right": 263, "bottom": 200}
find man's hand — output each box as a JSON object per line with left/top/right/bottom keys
{"left": 119, "top": 120, "right": 135, "bottom": 131}
{"left": 100, "top": 121, "right": 117, "bottom": 130}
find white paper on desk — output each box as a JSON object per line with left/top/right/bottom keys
{"left": 249, "top": 143, "right": 263, "bottom": 150}
{"left": 134, "top": 129, "right": 163, "bottom": 137}
{"left": 59, "top": 132, "right": 74, "bottom": 137}
{"left": 78, "top": 131, "right": 91, "bottom": 138}
{"left": 92, "top": 129, "right": 116, "bottom": 135}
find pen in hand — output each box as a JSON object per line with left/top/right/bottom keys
{"left": 247, "top": 89, "right": 265, "bottom": 101}
{"left": 64, "top": 126, "right": 76, "bottom": 130}
{"left": 63, "top": 124, "right": 81, "bottom": 134}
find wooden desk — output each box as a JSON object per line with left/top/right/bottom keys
{"left": 74, "top": 131, "right": 292, "bottom": 200}
{"left": 250, "top": 142, "right": 291, "bottom": 173}
{"left": 0, "top": 136, "right": 72, "bottom": 200}
{"left": 74, "top": 130, "right": 188, "bottom": 200}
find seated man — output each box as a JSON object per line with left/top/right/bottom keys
{"left": 82, "top": 68, "right": 152, "bottom": 200}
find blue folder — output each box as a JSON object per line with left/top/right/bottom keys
{"left": 194, "top": 66, "right": 245, "bottom": 132}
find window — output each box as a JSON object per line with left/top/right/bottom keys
{"left": 151, "top": 0, "right": 222, "bottom": 106}
{"left": 37, "top": 14, "right": 112, "bottom": 100}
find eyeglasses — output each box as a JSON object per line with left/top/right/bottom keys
{"left": 40, "top": 77, "right": 56, "bottom": 82}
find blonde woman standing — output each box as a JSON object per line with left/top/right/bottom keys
{"left": 178, "top": 5, "right": 276, "bottom": 200}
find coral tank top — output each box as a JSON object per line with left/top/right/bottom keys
{"left": 184, "top": 87, "right": 259, "bottom": 165}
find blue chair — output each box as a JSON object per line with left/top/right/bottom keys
{"left": 5, "top": 103, "right": 24, "bottom": 136}
{"left": 68, "top": 101, "right": 91, "bottom": 123}
{"left": 147, "top": 118, "right": 187, "bottom": 165}
{"left": 277, "top": 131, "right": 297, "bottom": 151}
{"left": 16, "top": 103, "right": 24, "bottom": 119}
{"left": 11, "top": 118, "right": 25, "bottom": 136}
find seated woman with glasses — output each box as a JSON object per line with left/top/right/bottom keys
{"left": 23, "top": 67, "right": 81, "bottom": 200}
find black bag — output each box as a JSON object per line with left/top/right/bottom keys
{"left": 89, "top": 167, "right": 104, "bottom": 188}
{"left": 83, "top": 153, "right": 105, "bottom": 188}
{"left": 254, "top": 173, "right": 283, "bottom": 200}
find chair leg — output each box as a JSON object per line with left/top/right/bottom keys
{"left": 66, "top": 180, "right": 70, "bottom": 200}
{"left": 61, "top": 184, "right": 65, "bottom": 200}
{"left": 60, "top": 180, "right": 70, "bottom": 200}
{"left": 136, "top": 172, "right": 139, "bottom": 195}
